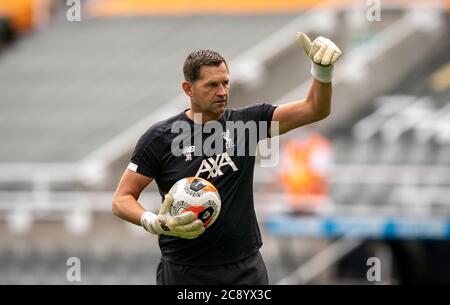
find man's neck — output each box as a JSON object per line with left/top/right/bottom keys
{"left": 185, "top": 109, "right": 221, "bottom": 124}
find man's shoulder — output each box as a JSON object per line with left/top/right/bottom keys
{"left": 138, "top": 111, "right": 184, "bottom": 144}
{"left": 228, "top": 103, "right": 275, "bottom": 112}
{"left": 226, "top": 103, "right": 276, "bottom": 120}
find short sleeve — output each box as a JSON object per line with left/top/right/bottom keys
{"left": 128, "top": 130, "right": 162, "bottom": 178}
{"left": 237, "top": 103, "right": 278, "bottom": 140}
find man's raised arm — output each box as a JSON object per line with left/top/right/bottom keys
{"left": 271, "top": 33, "right": 342, "bottom": 136}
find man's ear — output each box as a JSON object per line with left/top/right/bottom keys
{"left": 182, "top": 81, "right": 193, "bottom": 97}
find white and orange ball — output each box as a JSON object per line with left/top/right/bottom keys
{"left": 168, "top": 177, "right": 221, "bottom": 229}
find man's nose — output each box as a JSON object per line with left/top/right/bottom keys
{"left": 216, "top": 85, "right": 227, "bottom": 97}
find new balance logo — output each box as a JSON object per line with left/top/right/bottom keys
{"left": 195, "top": 152, "right": 238, "bottom": 178}
{"left": 183, "top": 146, "right": 195, "bottom": 162}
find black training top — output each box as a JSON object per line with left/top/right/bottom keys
{"left": 129, "top": 103, "right": 277, "bottom": 266}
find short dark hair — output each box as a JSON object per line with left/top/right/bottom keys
{"left": 183, "top": 49, "right": 228, "bottom": 83}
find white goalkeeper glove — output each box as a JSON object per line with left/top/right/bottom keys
{"left": 297, "top": 32, "right": 342, "bottom": 83}
{"left": 140, "top": 193, "right": 205, "bottom": 239}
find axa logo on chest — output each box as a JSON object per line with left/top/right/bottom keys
{"left": 195, "top": 152, "right": 238, "bottom": 178}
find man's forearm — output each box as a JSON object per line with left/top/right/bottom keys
{"left": 305, "top": 79, "right": 332, "bottom": 120}
{"left": 112, "top": 194, "right": 146, "bottom": 226}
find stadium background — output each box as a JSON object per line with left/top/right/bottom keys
{"left": 0, "top": 0, "right": 449, "bottom": 284}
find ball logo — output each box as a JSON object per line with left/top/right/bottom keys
{"left": 190, "top": 178, "right": 207, "bottom": 192}
{"left": 198, "top": 206, "right": 214, "bottom": 222}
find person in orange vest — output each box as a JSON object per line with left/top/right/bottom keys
{"left": 279, "top": 130, "right": 333, "bottom": 214}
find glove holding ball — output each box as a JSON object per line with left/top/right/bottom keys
{"left": 141, "top": 193, "right": 205, "bottom": 239}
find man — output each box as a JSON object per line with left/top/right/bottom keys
{"left": 112, "top": 33, "right": 341, "bottom": 284}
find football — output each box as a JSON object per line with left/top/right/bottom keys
{"left": 168, "top": 177, "right": 221, "bottom": 229}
